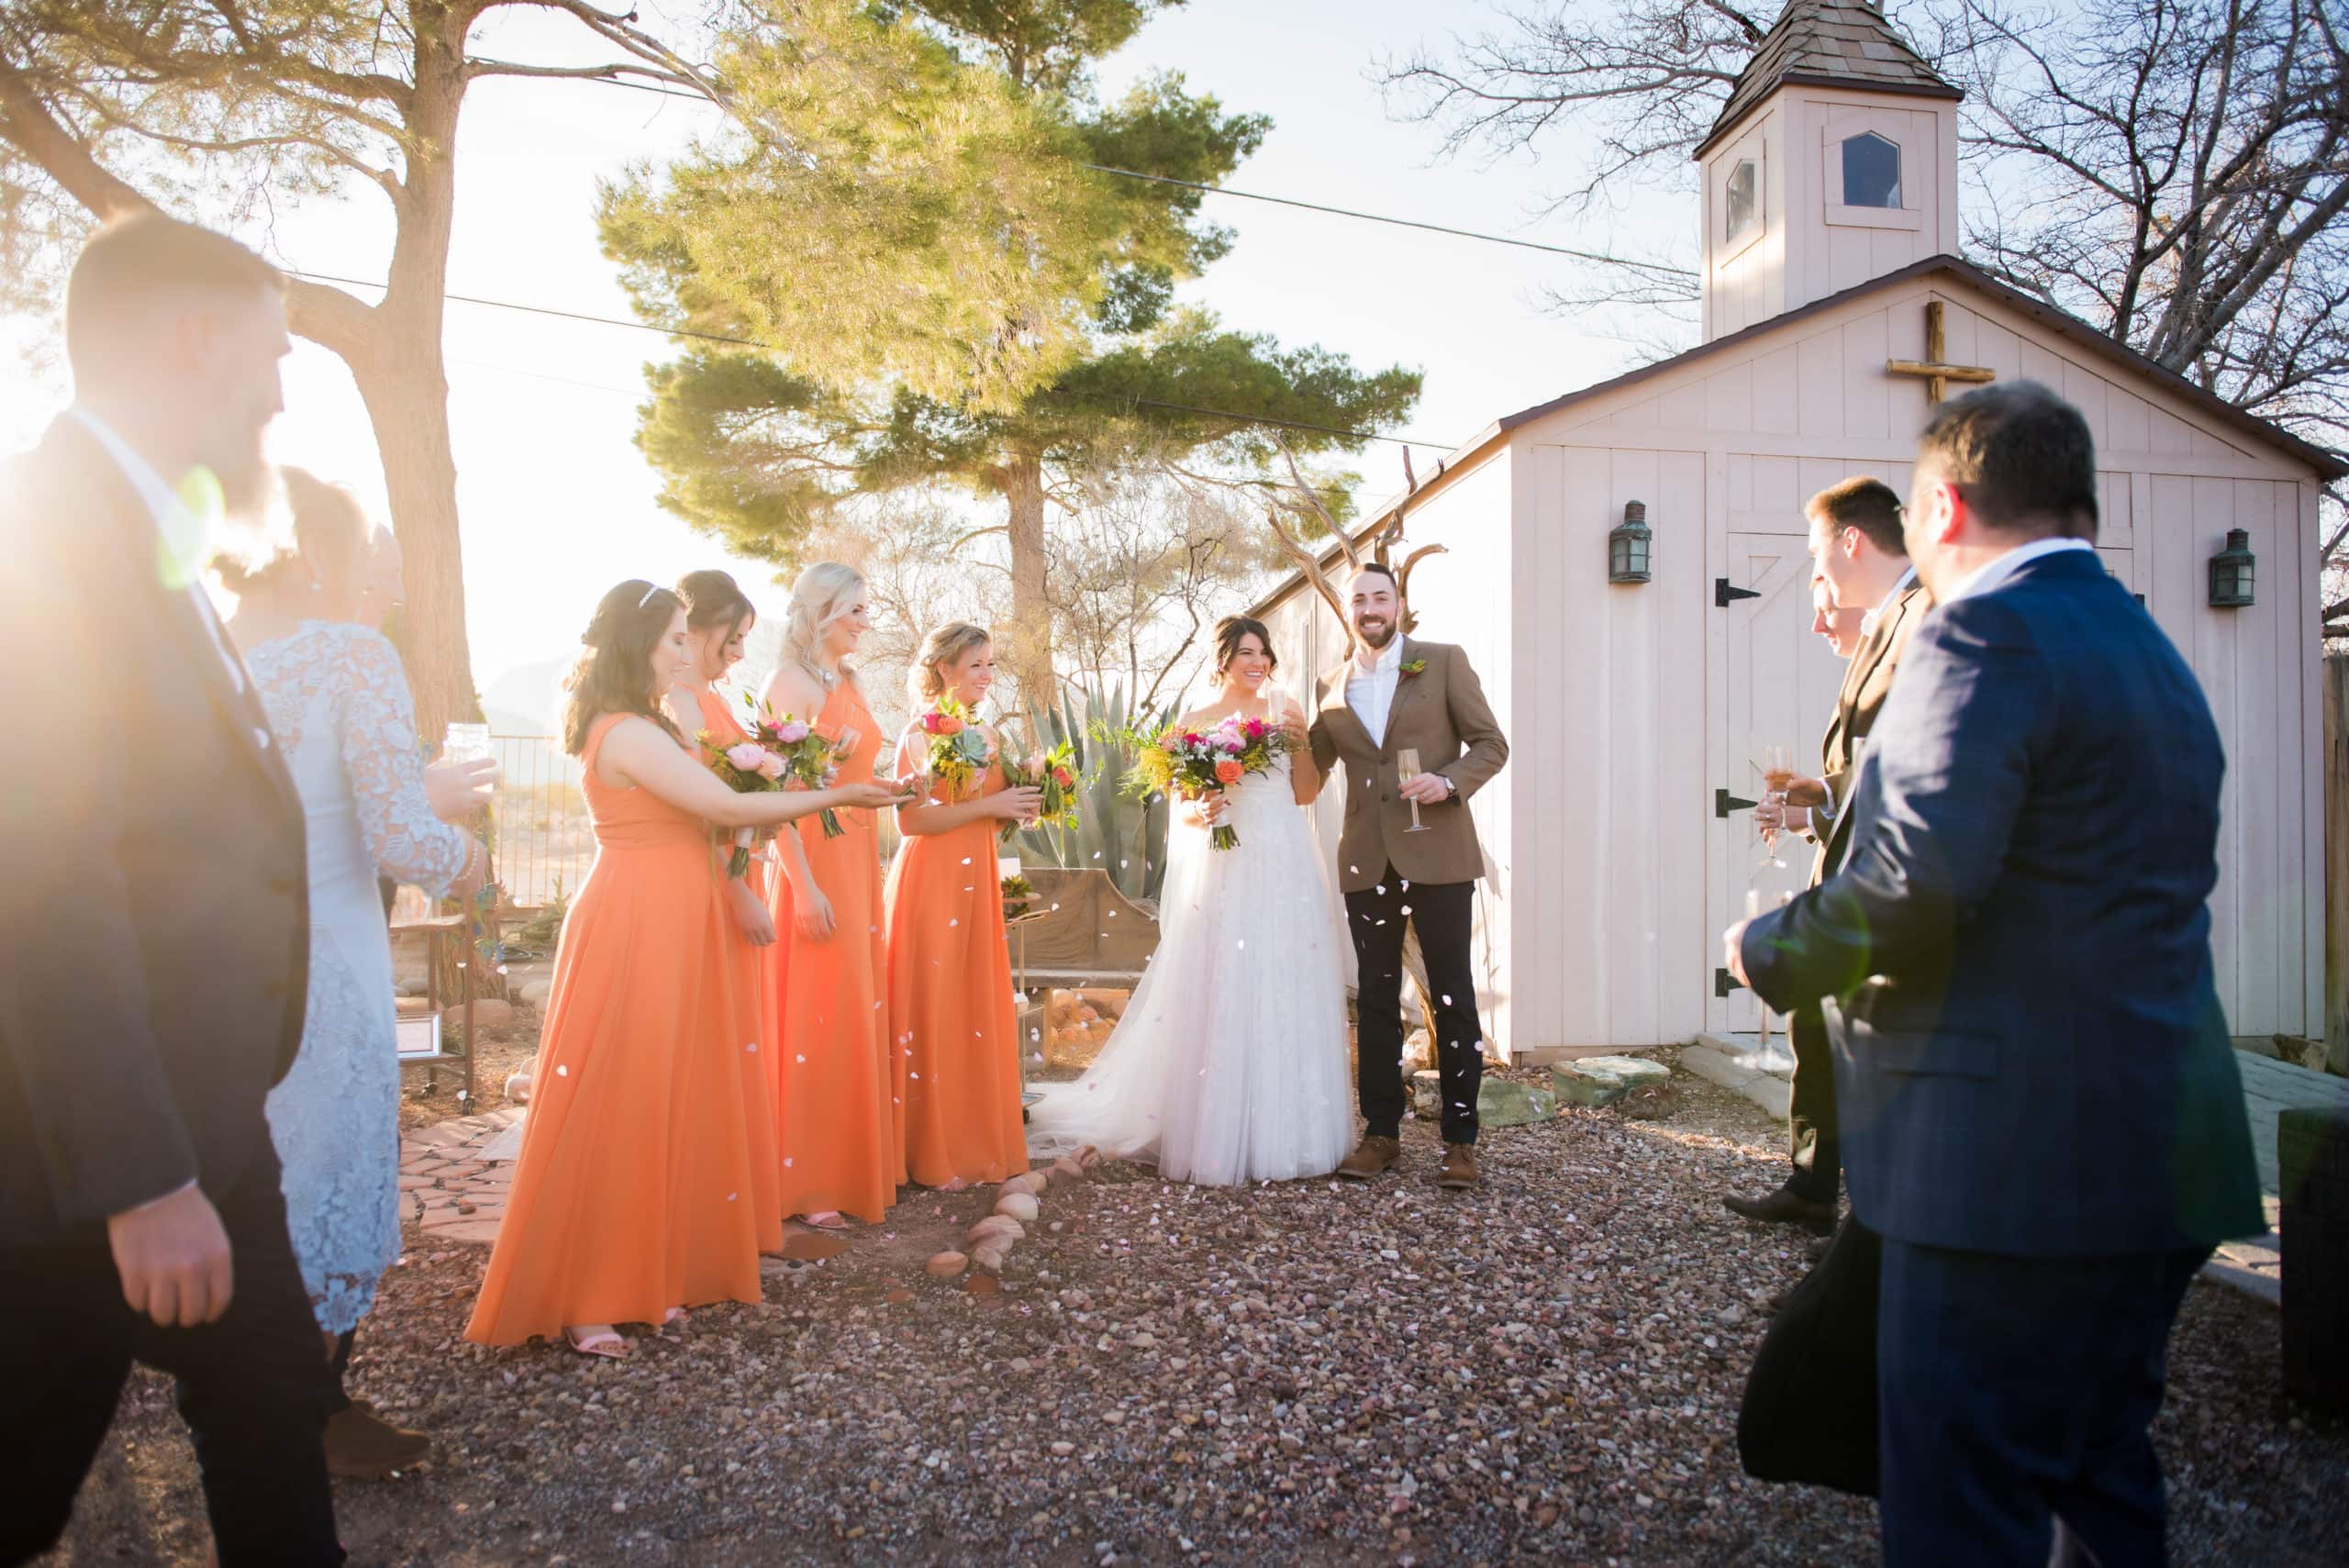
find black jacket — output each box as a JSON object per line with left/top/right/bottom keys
{"left": 0, "top": 416, "right": 309, "bottom": 1245}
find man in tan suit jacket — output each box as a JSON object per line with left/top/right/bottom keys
{"left": 1307, "top": 563, "right": 1508, "bottom": 1189}
{"left": 1727, "top": 476, "right": 1928, "bottom": 1234}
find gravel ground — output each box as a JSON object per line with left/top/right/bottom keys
{"left": 40, "top": 1070, "right": 2349, "bottom": 1567}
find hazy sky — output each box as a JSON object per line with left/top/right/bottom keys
{"left": 0, "top": 0, "right": 1687, "bottom": 723}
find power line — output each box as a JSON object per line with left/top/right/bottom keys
{"left": 289, "top": 268, "right": 1464, "bottom": 450}
{"left": 475, "top": 59, "right": 1696, "bottom": 277}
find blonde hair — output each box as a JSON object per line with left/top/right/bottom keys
{"left": 782, "top": 561, "right": 866, "bottom": 690}
{"left": 909, "top": 621, "right": 992, "bottom": 704}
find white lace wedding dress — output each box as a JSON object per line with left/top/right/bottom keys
{"left": 1028, "top": 753, "right": 1353, "bottom": 1185}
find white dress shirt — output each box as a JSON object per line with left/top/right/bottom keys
{"left": 67, "top": 406, "right": 249, "bottom": 697}
{"left": 1346, "top": 636, "right": 1405, "bottom": 747}
{"left": 1858, "top": 564, "right": 1919, "bottom": 639}
{"left": 1939, "top": 536, "right": 2098, "bottom": 606}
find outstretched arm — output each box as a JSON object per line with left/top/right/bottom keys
{"left": 1740, "top": 603, "right": 2046, "bottom": 1012}
{"left": 600, "top": 716, "right": 903, "bottom": 828}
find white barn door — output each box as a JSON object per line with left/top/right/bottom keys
{"left": 1710, "top": 528, "right": 1860, "bottom": 1032}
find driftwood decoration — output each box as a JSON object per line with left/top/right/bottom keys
{"left": 1264, "top": 434, "right": 1449, "bottom": 635}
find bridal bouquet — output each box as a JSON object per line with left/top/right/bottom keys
{"left": 999, "top": 737, "right": 1082, "bottom": 845}
{"left": 918, "top": 695, "right": 994, "bottom": 800}
{"left": 1121, "top": 713, "right": 1288, "bottom": 851}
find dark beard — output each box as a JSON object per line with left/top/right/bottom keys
{"left": 1354, "top": 620, "right": 1397, "bottom": 651}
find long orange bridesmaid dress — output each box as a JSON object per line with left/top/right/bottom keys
{"left": 465, "top": 713, "right": 778, "bottom": 1346}
{"left": 884, "top": 735, "right": 1029, "bottom": 1187}
{"left": 693, "top": 684, "right": 785, "bottom": 1246}
{"left": 765, "top": 682, "right": 895, "bottom": 1222}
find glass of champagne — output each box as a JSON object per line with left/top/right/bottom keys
{"left": 1759, "top": 743, "right": 1793, "bottom": 856}
{"left": 442, "top": 721, "right": 492, "bottom": 765}
{"left": 1397, "top": 746, "right": 1431, "bottom": 834}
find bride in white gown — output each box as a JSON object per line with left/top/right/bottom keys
{"left": 1029, "top": 617, "right": 1354, "bottom": 1185}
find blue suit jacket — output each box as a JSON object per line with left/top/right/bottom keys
{"left": 1741, "top": 549, "right": 2263, "bottom": 1257}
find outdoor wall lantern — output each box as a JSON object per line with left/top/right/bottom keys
{"left": 2208, "top": 528, "right": 2255, "bottom": 608}
{"left": 1609, "top": 500, "right": 1653, "bottom": 584}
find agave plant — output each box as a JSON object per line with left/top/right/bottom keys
{"left": 1008, "top": 681, "right": 1182, "bottom": 902}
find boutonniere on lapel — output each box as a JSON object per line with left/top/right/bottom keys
{"left": 1398, "top": 658, "right": 1428, "bottom": 679}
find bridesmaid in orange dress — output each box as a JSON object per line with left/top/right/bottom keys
{"left": 466, "top": 581, "right": 900, "bottom": 1357}
{"left": 762, "top": 562, "right": 900, "bottom": 1227}
{"left": 662, "top": 569, "right": 784, "bottom": 1247}
{"left": 885, "top": 624, "right": 1042, "bottom": 1189}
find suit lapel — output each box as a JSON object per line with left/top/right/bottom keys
{"left": 51, "top": 418, "right": 300, "bottom": 815}
{"left": 1380, "top": 637, "right": 1427, "bottom": 753}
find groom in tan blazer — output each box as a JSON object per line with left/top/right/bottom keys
{"left": 1308, "top": 563, "right": 1509, "bottom": 1189}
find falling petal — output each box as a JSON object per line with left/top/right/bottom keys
{"left": 555, "top": 1064, "right": 569, "bottom": 1077}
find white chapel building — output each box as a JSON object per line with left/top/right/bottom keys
{"left": 1255, "top": 0, "right": 2343, "bottom": 1062}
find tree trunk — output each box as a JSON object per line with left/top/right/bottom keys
{"left": 1002, "top": 450, "right": 1056, "bottom": 717}
{"left": 360, "top": 13, "right": 475, "bottom": 746}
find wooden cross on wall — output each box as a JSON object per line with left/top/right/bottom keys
{"left": 1886, "top": 300, "right": 1996, "bottom": 405}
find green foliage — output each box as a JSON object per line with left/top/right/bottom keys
{"left": 1010, "top": 682, "right": 1180, "bottom": 901}
{"left": 598, "top": 0, "right": 1421, "bottom": 576}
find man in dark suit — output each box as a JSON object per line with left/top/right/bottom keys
{"left": 1727, "top": 382, "right": 2262, "bottom": 1565}
{"left": 0, "top": 217, "right": 342, "bottom": 1562}
{"left": 1727, "top": 477, "right": 1930, "bottom": 1235}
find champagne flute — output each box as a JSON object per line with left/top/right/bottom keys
{"left": 1758, "top": 743, "right": 1793, "bottom": 854}
{"left": 1397, "top": 746, "right": 1431, "bottom": 834}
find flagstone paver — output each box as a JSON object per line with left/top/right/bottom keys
{"left": 395, "top": 1106, "right": 525, "bottom": 1242}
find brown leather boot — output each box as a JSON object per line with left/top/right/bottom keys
{"left": 1437, "top": 1143, "right": 1479, "bottom": 1189}
{"left": 1335, "top": 1135, "right": 1400, "bottom": 1180}
{"left": 323, "top": 1399, "right": 430, "bottom": 1478}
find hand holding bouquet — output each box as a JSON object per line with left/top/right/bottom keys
{"left": 698, "top": 726, "right": 792, "bottom": 876}
{"left": 917, "top": 696, "right": 994, "bottom": 801}
{"left": 1120, "top": 711, "right": 1290, "bottom": 851}
{"left": 736, "top": 691, "right": 857, "bottom": 839}
{"left": 998, "top": 737, "right": 1083, "bottom": 844}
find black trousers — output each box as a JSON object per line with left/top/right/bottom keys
{"left": 0, "top": 1159, "right": 344, "bottom": 1566}
{"left": 1347, "top": 869, "right": 1483, "bottom": 1144}
{"left": 1786, "top": 1004, "right": 1841, "bottom": 1204}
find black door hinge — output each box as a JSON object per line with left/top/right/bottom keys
{"left": 1716, "top": 787, "right": 1758, "bottom": 817}
{"left": 1715, "top": 578, "right": 1762, "bottom": 607}
{"left": 1716, "top": 967, "right": 1745, "bottom": 997}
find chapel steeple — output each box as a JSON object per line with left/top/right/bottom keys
{"left": 1692, "top": 0, "right": 1964, "bottom": 341}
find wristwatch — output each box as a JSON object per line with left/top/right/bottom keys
{"left": 1441, "top": 775, "right": 1458, "bottom": 800}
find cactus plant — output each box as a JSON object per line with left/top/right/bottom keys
{"left": 1008, "top": 681, "right": 1182, "bottom": 902}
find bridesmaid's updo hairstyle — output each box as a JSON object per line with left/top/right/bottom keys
{"left": 676, "top": 568, "right": 756, "bottom": 637}
{"left": 1211, "top": 615, "right": 1277, "bottom": 678}
{"left": 782, "top": 561, "right": 867, "bottom": 690}
{"left": 562, "top": 579, "right": 686, "bottom": 756}
{"left": 909, "top": 621, "right": 991, "bottom": 705}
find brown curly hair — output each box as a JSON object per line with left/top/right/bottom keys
{"left": 562, "top": 579, "right": 686, "bottom": 756}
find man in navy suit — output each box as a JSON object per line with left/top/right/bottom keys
{"left": 0, "top": 217, "right": 341, "bottom": 1562}
{"left": 1727, "top": 382, "right": 2261, "bottom": 1565}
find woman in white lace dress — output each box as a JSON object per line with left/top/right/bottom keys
{"left": 1027, "top": 617, "right": 1353, "bottom": 1185}
{"left": 228, "top": 470, "right": 485, "bottom": 1470}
